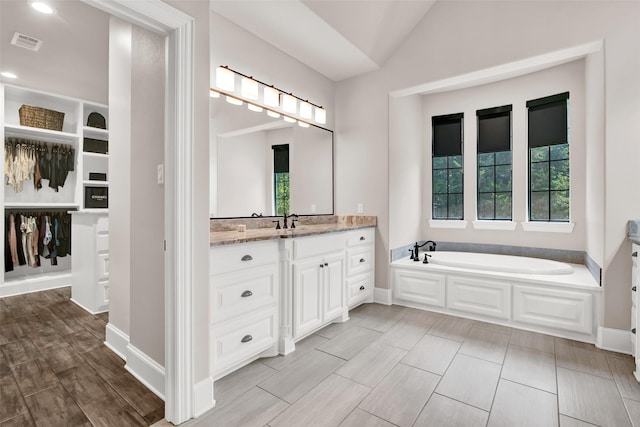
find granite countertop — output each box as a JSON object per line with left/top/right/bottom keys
{"left": 210, "top": 215, "right": 376, "bottom": 246}
{"left": 629, "top": 220, "right": 640, "bottom": 244}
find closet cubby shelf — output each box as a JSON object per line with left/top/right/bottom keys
{"left": 82, "top": 180, "right": 109, "bottom": 187}
{"left": 4, "top": 202, "right": 81, "bottom": 209}
{"left": 82, "top": 126, "right": 109, "bottom": 138}
{"left": 4, "top": 123, "right": 79, "bottom": 144}
{"left": 82, "top": 152, "right": 108, "bottom": 159}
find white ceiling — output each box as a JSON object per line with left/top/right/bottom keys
{"left": 209, "top": 0, "right": 436, "bottom": 81}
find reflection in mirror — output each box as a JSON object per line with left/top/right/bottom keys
{"left": 210, "top": 96, "right": 333, "bottom": 218}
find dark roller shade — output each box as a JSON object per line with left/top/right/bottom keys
{"left": 527, "top": 92, "right": 569, "bottom": 148}
{"left": 477, "top": 106, "right": 511, "bottom": 153}
{"left": 433, "top": 113, "right": 463, "bottom": 157}
{"left": 272, "top": 144, "right": 289, "bottom": 173}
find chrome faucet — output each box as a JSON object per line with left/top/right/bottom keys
{"left": 283, "top": 213, "right": 298, "bottom": 229}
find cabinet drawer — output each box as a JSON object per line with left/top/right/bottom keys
{"left": 211, "top": 265, "right": 277, "bottom": 322}
{"left": 513, "top": 285, "right": 593, "bottom": 334}
{"left": 97, "top": 253, "right": 109, "bottom": 279}
{"left": 346, "top": 228, "right": 375, "bottom": 247}
{"left": 633, "top": 243, "right": 639, "bottom": 268}
{"left": 96, "top": 216, "right": 109, "bottom": 233}
{"left": 347, "top": 274, "right": 373, "bottom": 306}
{"left": 210, "top": 240, "right": 278, "bottom": 276}
{"left": 97, "top": 233, "right": 109, "bottom": 253}
{"left": 211, "top": 307, "right": 277, "bottom": 375}
{"left": 346, "top": 246, "right": 374, "bottom": 277}
{"left": 292, "top": 233, "right": 345, "bottom": 260}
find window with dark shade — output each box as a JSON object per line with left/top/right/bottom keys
{"left": 477, "top": 105, "right": 512, "bottom": 220}
{"left": 432, "top": 113, "right": 464, "bottom": 220}
{"left": 272, "top": 144, "right": 290, "bottom": 216}
{"left": 527, "top": 92, "right": 570, "bottom": 222}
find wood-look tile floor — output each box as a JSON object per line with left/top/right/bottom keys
{"left": 176, "top": 303, "right": 640, "bottom": 427}
{"left": 0, "top": 287, "right": 164, "bottom": 426}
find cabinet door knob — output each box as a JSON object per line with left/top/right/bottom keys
{"left": 241, "top": 290, "right": 253, "bottom": 298}
{"left": 241, "top": 334, "right": 253, "bottom": 343}
{"left": 360, "top": 236, "right": 366, "bottom": 241}
{"left": 241, "top": 255, "right": 253, "bottom": 261}
{"left": 320, "top": 264, "right": 324, "bottom": 268}
{"left": 633, "top": 251, "right": 638, "bottom": 258}
{"left": 359, "top": 285, "right": 365, "bottom": 291}
{"left": 633, "top": 286, "right": 637, "bottom": 292}
{"left": 324, "top": 262, "right": 328, "bottom": 266}
{"left": 359, "top": 258, "right": 365, "bottom": 263}
{"left": 632, "top": 328, "right": 637, "bottom": 335}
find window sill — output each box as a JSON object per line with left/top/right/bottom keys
{"left": 521, "top": 222, "right": 575, "bottom": 233}
{"left": 428, "top": 220, "right": 468, "bottom": 229}
{"left": 472, "top": 221, "right": 517, "bottom": 231}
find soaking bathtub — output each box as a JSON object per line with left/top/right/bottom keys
{"left": 391, "top": 251, "right": 601, "bottom": 342}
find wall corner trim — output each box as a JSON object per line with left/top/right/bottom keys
{"left": 596, "top": 327, "right": 632, "bottom": 355}
{"left": 126, "top": 343, "right": 166, "bottom": 401}
{"left": 105, "top": 322, "right": 129, "bottom": 361}
{"left": 193, "top": 377, "right": 215, "bottom": 418}
{"left": 374, "top": 287, "right": 392, "bottom": 305}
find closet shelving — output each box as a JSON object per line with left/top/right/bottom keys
{"left": 1, "top": 83, "right": 109, "bottom": 296}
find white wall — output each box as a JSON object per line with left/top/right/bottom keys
{"left": 129, "top": 24, "right": 165, "bottom": 366}
{"left": 420, "top": 60, "right": 586, "bottom": 250}
{"left": 335, "top": 1, "right": 640, "bottom": 329}
{"left": 290, "top": 125, "right": 333, "bottom": 215}
{"left": 108, "top": 17, "right": 132, "bottom": 337}
{"left": 0, "top": 0, "right": 109, "bottom": 103}
{"left": 216, "top": 131, "right": 270, "bottom": 217}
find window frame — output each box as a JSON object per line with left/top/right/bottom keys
{"left": 526, "top": 92, "right": 570, "bottom": 223}
{"left": 431, "top": 113, "right": 464, "bottom": 220}
{"left": 476, "top": 105, "right": 513, "bottom": 221}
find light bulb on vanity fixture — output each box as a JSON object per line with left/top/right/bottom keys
{"left": 209, "top": 89, "right": 220, "bottom": 98}
{"left": 212, "top": 65, "right": 328, "bottom": 127}
{"left": 216, "top": 66, "right": 235, "bottom": 92}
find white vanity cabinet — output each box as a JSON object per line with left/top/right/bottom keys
{"left": 345, "top": 228, "right": 375, "bottom": 307}
{"left": 631, "top": 242, "right": 639, "bottom": 381}
{"left": 291, "top": 233, "right": 346, "bottom": 339}
{"left": 209, "top": 240, "right": 279, "bottom": 379}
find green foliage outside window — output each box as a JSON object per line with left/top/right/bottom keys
{"left": 274, "top": 172, "right": 290, "bottom": 216}
{"left": 529, "top": 143, "right": 569, "bottom": 221}
{"left": 433, "top": 155, "right": 463, "bottom": 219}
{"left": 478, "top": 151, "right": 512, "bottom": 220}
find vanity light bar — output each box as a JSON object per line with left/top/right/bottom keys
{"left": 214, "top": 65, "right": 326, "bottom": 125}
{"left": 210, "top": 88, "right": 323, "bottom": 129}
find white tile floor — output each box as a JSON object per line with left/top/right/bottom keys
{"left": 181, "top": 303, "right": 640, "bottom": 427}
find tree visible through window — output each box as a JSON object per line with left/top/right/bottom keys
{"left": 432, "top": 113, "right": 464, "bottom": 220}
{"left": 527, "top": 92, "right": 570, "bottom": 222}
{"left": 272, "top": 144, "right": 290, "bottom": 216}
{"left": 477, "top": 105, "right": 512, "bottom": 220}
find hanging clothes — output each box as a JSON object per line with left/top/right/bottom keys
{"left": 4, "top": 215, "right": 13, "bottom": 273}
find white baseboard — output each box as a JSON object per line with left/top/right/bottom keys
{"left": 374, "top": 287, "right": 392, "bottom": 305}
{"left": 105, "top": 323, "right": 129, "bottom": 361}
{"left": 70, "top": 298, "right": 108, "bottom": 316}
{"left": 125, "top": 343, "right": 165, "bottom": 400}
{"left": 0, "top": 274, "right": 71, "bottom": 297}
{"left": 596, "top": 327, "right": 633, "bottom": 355}
{"left": 193, "top": 376, "right": 215, "bottom": 418}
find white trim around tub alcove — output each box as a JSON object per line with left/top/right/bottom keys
{"left": 81, "top": 0, "right": 197, "bottom": 424}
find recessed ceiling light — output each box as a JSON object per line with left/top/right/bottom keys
{"left": 30, "top": 1, "right": 55, "bottom": 15}
{"left": 1, "top": 71, "right": 18, "bottom": 79}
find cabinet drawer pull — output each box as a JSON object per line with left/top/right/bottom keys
{"left": 241, "top": 255, "right": 253, "bottom": 261}
{"left": 320, "top": 264, "right": 324, "bottom": 268}
{"left": 324, "top": 262, "right": 328, "bottom": 266}
{"left": 360, "top": 236, "right": 366, "bottom": 241}
{"left": 241, "top": 290, "right": 253, "bottom": 298}
{"left": 632, "top": 328, "right": 637, "bottom": 335}
{"left": 633, "top": 286, "right": 637, "bottom": 292}
{"left": 633, "top": 251, "right": 638, "bottom": 258}
{"left": 359, "top": 285, "right": 365, "bottom": 291}
{"left": 359, "top": 258, "right": 365, "bottom": 263}
{"left": 241, "top": 334, "right": 253, "bottom": 343}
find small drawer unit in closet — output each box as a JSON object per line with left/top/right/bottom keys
{"left": 345, "top": 228, "right": 375, "bottom": 307}
{"left": 630, "top": 237, "right": 640, "bottom": 382}
{"left": 70, "top": 212, "right": 109, "bottom": 314}
{"left": 210, "top": 239, "right": 279, "bottom": 379}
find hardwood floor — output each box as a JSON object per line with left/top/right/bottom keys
{"left": 0, "top": 287, "right": 163, "bottom": 426}
{"left": 178, "top": 303, "right": 640, "bottom": 427}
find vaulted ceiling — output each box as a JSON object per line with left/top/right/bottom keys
{"left": 209, "top": 0, "right": 437, "bottom": 81}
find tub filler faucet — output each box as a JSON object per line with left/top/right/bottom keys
{"left": 411, "top": 240, "right": 437, "bottom": 261}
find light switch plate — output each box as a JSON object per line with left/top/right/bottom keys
{"left": 357, "top": 203, "right": 364, "bottom": 214}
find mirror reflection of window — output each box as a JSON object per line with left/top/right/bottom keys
{"left": 272, "top": 144, "right": 290, "bottom": 216}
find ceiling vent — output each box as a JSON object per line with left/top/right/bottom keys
{"left": 11, "top": 32, "right": 43, "bottom": 52}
